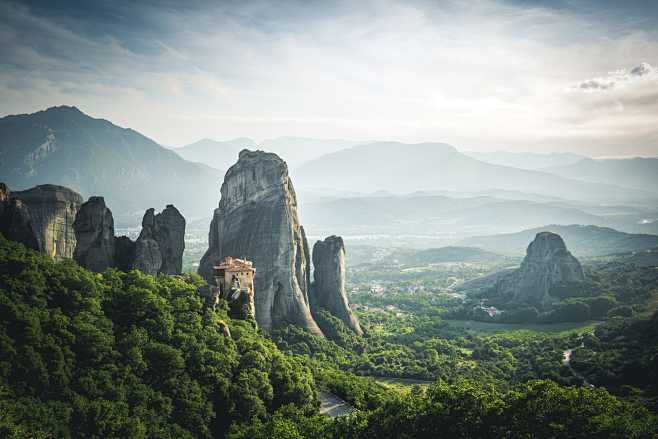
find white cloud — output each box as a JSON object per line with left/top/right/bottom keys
{"left": 573, "top": 62, "right": 658, "bottom": 91}
{"left": 0, "top": 0, "right": 657, "bottom": 156}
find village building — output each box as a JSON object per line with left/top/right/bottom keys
{"left": 213, "top": 256, "right": 256, "bottom": 321}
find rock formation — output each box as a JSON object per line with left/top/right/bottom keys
{"left": 199, "top": 149, "right": 323, "bottom": 336}
{"left": 129, "top": 205, "right": 185, "bottom": 275}
{"left": 0, "top": 184, "right": 39, "bottom": 251}
{"left": 132, "top": 209, "right": 163, "bottom": 275}
{"left": 0, "top": 182, "right": 185, "bottom": 276}
{"left": 2, "top": 184, "right": 82, "bottom": 259}
{"left": 114, "top": 236, "right": 136, "bottom": 272}
{"left": 311, "top": 236, "right": 363, "bottom": 336}
{"left": 153, "top": 205, "right": 186, "bottom": 275}
{"left": 495, "top": 232, "right": 585, "bottom": 305}
{"left": 73, "top": 196, "right": 115, "bottom": 272}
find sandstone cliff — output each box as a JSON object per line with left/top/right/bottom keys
{"left": 199, "top": 150, "right": 323, "bottom": 336}
{"left": 311, "top": 236, "right": 363, "bottom": 336}
{"left": 6, "top": 184, "right": 82, "bottom": 259}
{"left": 73, "top": 196, "right": 115, "bottom": 272}
{"left": 495, "top": 232, "right": 585, "bottom": 305}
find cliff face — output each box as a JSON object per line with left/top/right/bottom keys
{"left": 129, "top": 206, "right": 185, "bottom": 275}
{"left": 73, "top": 196, "right": 115, "bottom": 272}
{"left": 153, "top": 205, "right": 186, "bottom": 275}
{"left": 133, "top": 209, "right": 163, "bottom": 275}
{"left": 114, "top": 236, "right": 136, "bottom": 272}
{"left": 0, "top": 183, "right": 39, "bottom": 251}
{"left": 496, "top": 232, "right": 585, "bottom": 305}
{"left": 8, "top": 184, "right": 82, "bottom": 259}
{"left": 311, "top": 236, "right": 363, "bottom": 336}
{"left": 0, "top": 182, "right": 185, "bottom": 276}
{"left": 199, "top": 150, "right": 323, "bottom": 336}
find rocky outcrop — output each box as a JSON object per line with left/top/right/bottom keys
{"left": 114, "top": 236, "right": 136, "bottom": 272}
{"left": 129, "top": 206, "right": 185, "bottom": 275}
{"left": 0, "top": 184, "right": 40, "bottom": 251}
{"left": 73, "top": 196, "right": 115, "bottom": 272}
{"left": 132, "top": 209, "right": 163, "bottom": 275}
{"left": 495, "top": 232, "right": 585, "bottom": 305}
{"left": 311, "top": 236, "right": 363, "bottom": 336}
{"left": 153, "top": 205, "right": 185, "bottom": 275}
{"left": 199, "top": 149, "right": 323, "bottom": 336}
{"left": 4, "top": 184, "right": 82, "bottom": 259}
{"left": 0, "top": 182, "right": 185, "bottom": 276}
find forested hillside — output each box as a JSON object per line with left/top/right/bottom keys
{"left": 1, "top": 235, "right": 656, "bottom": 438}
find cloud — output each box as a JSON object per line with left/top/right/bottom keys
{"left": 574, "top": 62, "right": 658, "bottom": 91}
{"left": 0, "top": 0, "right": 657, "bottom": 156}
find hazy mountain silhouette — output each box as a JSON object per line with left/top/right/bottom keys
{"left": 0, "top": 106, "right": 223, "bottom": 222}
{"left": 294, "top": 142, "right": 651, "bottom": 204}
{"left": 545, "top": 157, "right": 658, "bottom": 194}
{"left": 174, "top": 138, "right": 257, "bottom": 171}
{"left": 299, "top": 194, "right": 627, "bottom": 240}
{"left": 176, "top": 136, "right": 362, "bottom": 170}
{"left": 459, "top": 224, "right": 658, "bottom": 257}
{"left": 261, "top": 137, "right": 363, "bottom": 168}
{"left": 465, "top": 150, "right": 586, "bottom": 170}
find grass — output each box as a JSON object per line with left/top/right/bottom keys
{"left": 445, "top": 319, "right": 600, "bottom": 336}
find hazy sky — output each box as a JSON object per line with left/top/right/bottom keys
{"left": 1, "top": 0, "right": 658, "bottom": 156}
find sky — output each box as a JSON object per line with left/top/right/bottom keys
{"left": 1, "top": 0, "right": 658, "bottom": 156}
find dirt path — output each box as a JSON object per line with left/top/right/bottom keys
{"left": 318, "top": 391, "right": 355, "bottom": 417}
{"left": 562, "top": 342, "right": 593, "bottom": 387}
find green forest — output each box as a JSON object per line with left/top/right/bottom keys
{"left": 1, "top": 235, "right": 657, "bottom": 438}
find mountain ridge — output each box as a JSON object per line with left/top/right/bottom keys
{"left": 294, "top": 141, "right": 653, "bottom": 205}
{"left": 0, "top": 106, "right": 224, "bottom": 222}
{"left": 459, "top": 224, "right": 658, "bottom": 257}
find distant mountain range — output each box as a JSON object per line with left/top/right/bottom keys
{"left": 544, "top": 157, "right": 658, "bottom": 194}
{"left": 0, "top": 106, "right": 223, "bottom": 222}
{"left": 464, "top": 150, "right": 586, "bottom": 170}
{"left": 2, "top": 106, "right": 656, "bottom": 239}
{"left": 174, "top": 138, "right": 257, "bottom": 171}
{"left": 299, "top": 192, "right": 658, "bottom": 246}
{"left": 294, "top": 142, "right": 654, "bottom": 205}
{"left": 175, "top": 136, "right": 362, "bottom": 169}
{"left": 459, "top": 224, "right": 658, "bottom": 257}
{"left": 400, "top": 246, "right": 505, "bottom": 265}
{"left": 301, "top": 195, "right": 602, "bottom": 233}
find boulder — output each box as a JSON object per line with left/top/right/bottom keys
{"left": 73, "top": 196, "right": 115, "bottom": 272}
{"left": 311, "top": 236, "right": 363, "bottom": 335}
{"left": 199, "top": 149, "right": 323, "bottom": 336}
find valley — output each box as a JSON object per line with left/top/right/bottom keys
{"left": 2, "top": 100, "right": 658, "bottom": 439}
{"left": 3, "top": 0, "right": 658, "bottom": 436}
